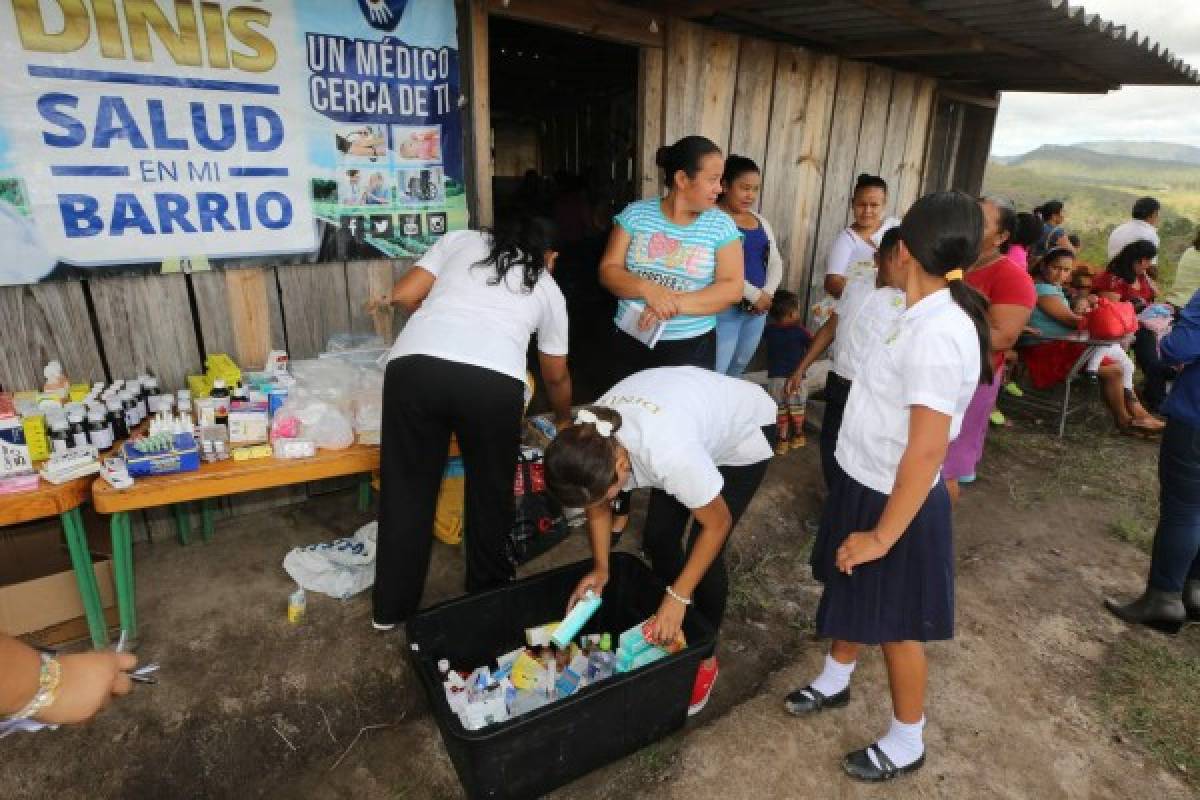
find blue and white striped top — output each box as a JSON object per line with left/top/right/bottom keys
{"left": 613, "top": 198, "right": 742, "bottom": 341}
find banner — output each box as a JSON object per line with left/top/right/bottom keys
{"left": 0, "top": 0, "right": 467, "bottom": 285}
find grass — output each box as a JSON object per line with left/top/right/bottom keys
{"left": 1098, "top": 636, "right": 1200, "bottom": 790}
{"left": 726, "top": 544, "right": 802, "bottom": 616}
{"left": 987, "top": 401, "right": 1159, "bottom": 551}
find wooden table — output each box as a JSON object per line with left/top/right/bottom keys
{"left": 1, "top": 475, "right": 109, "bottom": 648}
{"left": 92, "top": 444, "right": 380, "bottom": 641}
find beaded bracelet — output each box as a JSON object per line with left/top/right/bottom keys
{"left": 6, "top": 653, "right": 62, "bottom": 722}
{"left": 665, "top": 585, "right": 692, "bottom": 606}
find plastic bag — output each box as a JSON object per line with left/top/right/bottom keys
{"left": 1087, "top": 298, "right": 1137, "bottom": 339}
{"left": 350, "top": 368, "right": 384, "bottom": 442}
{"left": 283, "top": 521, "right": 377, "bottom": 599}
{"left": 325, "top": 333, "right": 386, "bottom": 352}
{"left": 297, "top": 400, "right": 355, "bottom": 450}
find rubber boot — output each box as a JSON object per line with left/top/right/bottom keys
{"left": 775, "top": 408, "right": 790, "bottom": 455}
{"left": 789, "top": 410, "right": 807, "bottom": 448}
{"left": 1184, "top": 579, "right": 1200, "bottom": 622}
{"left": 1104, "top": 587, "right": 1187, "bottom": 634}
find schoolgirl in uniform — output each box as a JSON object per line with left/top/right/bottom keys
{"left": 544, "top": 367, "right": 776, "bottom": 715}
{"left": 783, "top": 192, "right": 992, "bottom": 782}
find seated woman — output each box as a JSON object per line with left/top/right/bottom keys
{"left": 1022, "top": 248, "right": 1163, "bottom": 434}
{"left": 1093, "top": 239, "right": 1172, "bottom": 412}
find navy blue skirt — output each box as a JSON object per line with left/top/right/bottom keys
{"left": 811, "top": 461, "right": 954, "bottom": 644}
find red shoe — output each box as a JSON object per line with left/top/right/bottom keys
{"left": 688, "top": 658, "right": 719, "bottom": 716}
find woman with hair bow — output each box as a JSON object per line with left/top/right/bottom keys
{"left": 543, "top": 367, "right": 777, "bottom": 715}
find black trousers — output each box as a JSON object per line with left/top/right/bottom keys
{"left": 1134, "top": 327, "right": 1170, "bottom": 411}
{"left": 641, "top": 425, "right": 775, "bottom": 632}
{"left": 611, "top": 327, "right": 717, "bottom": 385}
{"left": 819, "top": 372, "right": 852, "bottom": 490}
{"left": 372, "top": 355, "right": 523, "bottom": 624}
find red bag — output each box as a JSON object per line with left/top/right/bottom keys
{"left": 1087, "top": 298, "right": 1137, "bottom": 339}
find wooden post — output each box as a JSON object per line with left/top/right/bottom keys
{"left": 636, "top": 47, "right": 665, "bottom": 199}
{"left": 468, "top": 0, "right": 493, "bottom": 228}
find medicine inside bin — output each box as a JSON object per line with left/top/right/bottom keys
{"left": 406, "top": 553, "right": 716, "bottom": 800}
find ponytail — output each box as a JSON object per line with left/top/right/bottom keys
{"left": 948, "top": 280, "right": 994, "bottom": 385}
{"left": 900, "top": 191, "right": 993, "bottom": 385}
{"left": 544, "top": 407, "right": 625, "bottom": 507}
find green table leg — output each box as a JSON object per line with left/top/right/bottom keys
{"left": 357, "top": 475, "right": 372, "bottom": 513}
{"left": 201, "top": 498, "right": 216, "bottom": 543}
{"left": 60, "top": 508, "right": 109, "bottom": 648}
{"left": 173, "top": 503, "right": 191, "bottom": 546}
{"left": 110, "top": 512, "right": 137, "bottom": 642}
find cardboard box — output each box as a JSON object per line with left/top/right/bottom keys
{"left": 0, "top": 523, "right": 116, "bottom": 640}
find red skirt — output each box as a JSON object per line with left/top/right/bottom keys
{"left": 1023, "top": 341, "right": 1112, "bottom": 389}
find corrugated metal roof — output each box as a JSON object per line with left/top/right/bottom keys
{"left": 639, "top": 0, "right": 1200, "bottom": 93}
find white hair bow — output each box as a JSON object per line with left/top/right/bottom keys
{"left": 574, "top": 409, "right": 613, "bottom": 438}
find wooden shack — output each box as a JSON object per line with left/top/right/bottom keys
{"left": 2, "top": 0, "right": 1195, "bottom": 527}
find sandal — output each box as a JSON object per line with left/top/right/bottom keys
{"left": 783, "top": 685, "right": 849, "bottom": 716}
{"left": 842, "top": 744, "right": 926, "bottom": 783}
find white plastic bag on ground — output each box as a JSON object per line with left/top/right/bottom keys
{"left": 283, "top": 521, "right": 377, "bottom": 599}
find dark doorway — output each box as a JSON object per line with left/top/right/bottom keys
{"left": 488, "top": 16, "right": 639, "bottom": 403}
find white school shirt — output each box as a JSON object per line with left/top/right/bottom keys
{"left": 835, "top": 289, "right": 981, "bottom": 495}
{"left": 1107, "top": 219, "right": 1160, "bottom": 263}
{"left": 831, "top": 279, "right": 906, "bottom": 382}
{"left": 386, "top": 230, "right": 569, "bottom": 382}
{"left": 598, "top": 367, "right": 777, "bottom": 510}
{"left": 823, "top": 217, "right": 900, "bottom": 284}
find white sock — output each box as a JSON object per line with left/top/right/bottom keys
{"left": 809, "top": 653, "right": 855, "bottom": 697}
{"left": 869, "top": 716, "right": 926, "bottom": 770}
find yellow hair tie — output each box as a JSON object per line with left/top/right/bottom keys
{"left": 945, "top": 269, "right": 965, "bottom": 282}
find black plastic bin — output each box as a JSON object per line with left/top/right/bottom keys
{"left": 406, "top": 552, "right": 716, "bottom": 799}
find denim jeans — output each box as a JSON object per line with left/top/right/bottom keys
{"left": 715, "top": 305, "right": 767, "bottom": 377}
{"left": 1148, "top": 417, "right": 1200, "bottom": 592}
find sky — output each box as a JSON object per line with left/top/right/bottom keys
{"left": 990, "top": 0, "right": 1200, "bottom": 156}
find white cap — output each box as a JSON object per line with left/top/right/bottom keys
{"left": 43, "top": 360, "right": 62, "bottom": 380}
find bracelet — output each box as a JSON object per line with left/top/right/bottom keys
{"left": 665, "top": 585, "right": 692, "bottom": 606}
{"left": 6, "top": 653, "right": 62, "bottom": 722}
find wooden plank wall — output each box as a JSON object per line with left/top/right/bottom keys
{"left": 646, "top": 19, "right": 940, "bottom": 311}
{"left": 0, "top": 260, "right": 407, "bottom": 536}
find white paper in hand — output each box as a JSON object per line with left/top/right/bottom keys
{"left": 616, "top": 301, "right": 667, "bottom": 349}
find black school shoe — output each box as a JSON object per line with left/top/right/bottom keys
{"left": 842, "top": 744, "right": 926, "bottom": 782}
{"left": 783, "top": 685, "right": 849, "bottom": 715}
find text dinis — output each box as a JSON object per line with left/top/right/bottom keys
{"left": 13, "top": 0, "right": 277, "bottom": 72}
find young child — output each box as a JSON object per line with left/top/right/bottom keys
{"left": 784, "top": 191, "right": 992, "bottom": 783}
{"left": 762, "top": 290, "right": 812, "bottom": 453}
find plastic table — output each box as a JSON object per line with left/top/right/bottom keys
{"left": 91, "top": 444, "right": 380, "bottom": 642}
{"left": 1013, "top": 331, "right": 1127, "bottom": 436}
{"left": 0, "top": 475, "right": 109, "bottom": 648}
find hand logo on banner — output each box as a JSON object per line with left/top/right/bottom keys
{"left": 359, "top": 0, "right": 408, "bottom": 32}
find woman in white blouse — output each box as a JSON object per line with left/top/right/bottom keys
{"left": 822, "top": 174, "right": 901, "bottom": 299}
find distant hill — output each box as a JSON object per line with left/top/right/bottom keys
{"left": 1075, "top": 140, "right": 1200, "bottom": 165}
{"left": 1004, "top": 145, "right": 1200, "bottom": 195}
{"left": 984, "top": 143, "right": 1200, "bottom": 284}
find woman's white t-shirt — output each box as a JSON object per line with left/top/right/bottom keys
{"left": 598, "top": 367, "right": 776, "bottom": 510}
{"left": 386, "top": 230, "right": 569, "bottom": 382}
{"left": 835, "top": 289, "right": 981, "bottom": 495}
{"left": 824, "top": 217, "right": 901, "bottom": 285}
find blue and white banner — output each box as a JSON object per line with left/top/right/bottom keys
{"left": 0, "top": 0, "right": 466, "bottom": 285}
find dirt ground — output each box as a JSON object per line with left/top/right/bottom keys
{"left": 2, "top": 409, "right": 1198, "bottom": 799}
